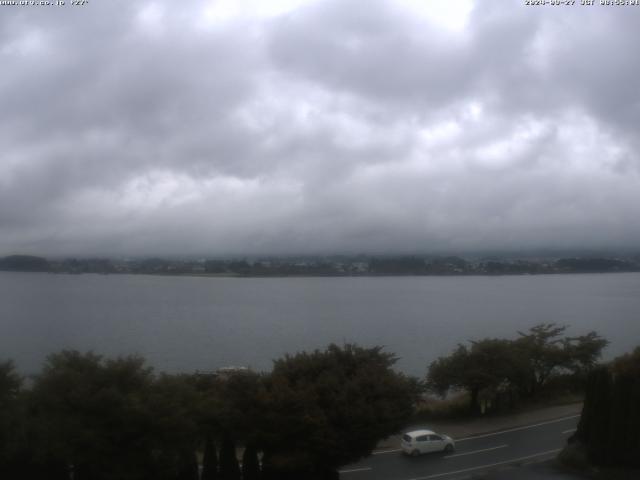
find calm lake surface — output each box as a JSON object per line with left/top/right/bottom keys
{"left": 2, "top": 272, "right": 639, "bottom": 376}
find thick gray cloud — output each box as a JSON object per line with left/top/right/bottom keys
{"left": 1, "top": 0, "right": 639, "bottom": 256}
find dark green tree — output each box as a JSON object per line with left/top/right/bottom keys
{"left": 219, "top": 434, "right": 241, "bottom": 480}
{"left": 515, "top": 323, "right": 569, "bottom": 396}
{"left": 27, "top": 351, "right": 204, "bottom": 480}
{"left": 28, "top": 351, "right": 157, "bottom": 480}
{"left": 574, "top": 347, "right": 640, "bottom": 467}
{"left": 175, "top": 450, "right": 199, "bottom": 480}
{"left": 576, "top": 366, "right": 613, "bottom": 464}
{"left": 563, "top": 331, "right": 609, "bottom": 377}
{"left": 427, "top": 325, "right": 607, "bottom": 413}
{"left": 241, "top": 443, "right": 261, "bottom": 480}
{"left": 260, "top": 344, "right": 417, "bottom": 479}
{"left": 201, "top": 435, "right": 218, "bottom": 480}
{"left": 427, "top": 339, "right": 522, "bottom": 414}
{"left": 515, "top": 324, "right": 607, "bottom": 396}
{"left": 0, "top": 360, "right": 20, "bottom": 400}
{"left": 0, "top": 361, "right": 24, "bottom": 477}
{"left": 146, "top": 373, "right": 201, "bottom": 480}
{"left": 216, "top": 370, "right": 265, "bottom": 444}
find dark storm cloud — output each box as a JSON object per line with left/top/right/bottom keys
{"left": 1, "top": 0, "right": 639, "bottom": 256}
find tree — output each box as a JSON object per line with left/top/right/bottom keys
{"left": 611, "top": 346, "right": 640, "bottom": 377}
{"left": 219, "top": 434, "right": 241, "bottom": 480}
{"left": 575, "top": 366, "right": 613, "bottom": 464}
{"left": 28, "top": 351, "right": 158, "bottom": 480}
{"left": 175, "top": 450, "right": 199, "bottom": 480}
{"left": 215, "top": 370, "right": 265, "bottom": 444}
{"left": 241, "top": 443, "right": 261, "bottom": 480}
{"left": 201, "top": 435, "right": 218, "bottom": 480}
{"left": 574, "top": 347, "right": 640, "bottom": 467}
{"left": 427, "top": 325, "right": 607, "bottom": 413}
{"left": 0, "top": 361, "right": 24, "bottom": 477}
{"left": 427, "top": 339, "right": 523, "bottom": 414}
{"left": 27, "top": 351, "right": 204, "bottom": 480}
{"left": 145, "top": 373, "right": 202, "bottom": 480}
{"left": 197, "top": 369, "right": 263, "bottom": 479}
{"left": 260, "top": 344, "right": 417, "bottom": 479}
{"left": 515, "top": 324, "right": 607, "bottom": 396}
{"left": 563, "top": 331, "right": 609, "bottom": 377}
{"left": 515, "top": 323, "right": 569, "bottom": 396}
{"left": 0, "top": 360, "right": 20, "bottom": 400}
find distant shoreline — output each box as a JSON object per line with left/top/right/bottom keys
{"left": 2, "top": 270, "right": 639, "bottom": 279}
{"left": 2, "top": 254, "right": 639, "bottom": 277}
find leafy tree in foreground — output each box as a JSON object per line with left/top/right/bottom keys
{"left": 28, "top": 351, "right": 158, "bottom": 480}
{"left": 241, "top": 443, "right": 261, "bottom": 480}
{"left": 515, "top": 324, "right": 607, "bottom": 396}
{"left": 201, "top": 435, "right": 218, "bottom": 480}
{"left": 175, "top": 449, "right": 199, "bottom": 480}
{"left": 563, "top": 331, "right": 610, "bottom": 377}
{"left": 145, "top": 373, "right": 201, "bottom": 480}
{"left": 0, "top": 361, "right": 24, "bottom": 477}
{"left": 260, "top": 344, "right": 417, "bottom": 479}
{"left": 27, "top": 351, "right": 202, "bottom": 480}
{"left": 514, "top": 323, "right": 568, "bottom": 396}
{"left": 219, "top": 434, "right": 241, "bottom": 480}
{"left": 215, "top": 369, "right": 265, "bottom": 445}
{"left": 574, "top": 347, "right": 640, "bottom": 467}
{"left": 427, "top": 324, "right": 608, "bottom": 414}
{"left": 427, "top": 339, "right": 522, "bottom": 414}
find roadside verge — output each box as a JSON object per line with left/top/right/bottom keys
{"left": 375, "top": 402, "right": 583, "bottom": 453}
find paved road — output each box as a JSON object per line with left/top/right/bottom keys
{"left": 339, "top": 415, "right": 579, "bottom": 480}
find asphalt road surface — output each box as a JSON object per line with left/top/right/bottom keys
{"left": 339, "top": 415, "right": 580, "bottom": 480}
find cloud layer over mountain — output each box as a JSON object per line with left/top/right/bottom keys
{"left": 2, "top": 0, "right": 639, "bottom": 256}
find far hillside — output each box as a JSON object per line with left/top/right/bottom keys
{"left": 0, "top": 255, "right": 50, "bottom": 272}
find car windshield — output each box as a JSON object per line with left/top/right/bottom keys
{"left": 402, "top": 434, "right": 412, "bottom": 442}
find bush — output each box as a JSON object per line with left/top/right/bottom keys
{"left": 412, "top": 393, "right": 471, "bottom": 421}
{"left": 557, "top": 442, "right": 591, "bottom": 472}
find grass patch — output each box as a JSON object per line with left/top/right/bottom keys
{"left": 411, "top": 392, "right": 471, "bottom": 422}
{"left": 410, "top": 390, "right": 583, "bottom": 423}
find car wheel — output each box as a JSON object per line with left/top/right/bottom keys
{"left": 411, "top": 449, "right": 420, "bottom": 457}
{"left": 444, "top": 444, "right": 454, "bottom": 453}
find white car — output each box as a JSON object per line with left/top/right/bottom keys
{"left": 401, "top": 429, "right": 455, "bottom": 456}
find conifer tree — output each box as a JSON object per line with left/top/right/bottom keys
{"left": 201, "top": 435, "right": 218, "bottom": 480}
{"left": 578, "top": 366, "right": 612, "bottom": 464}
{"left": 241, "top": 444, "right": 260, "bottom": 480}
{"left": 176, "top": 450, "right": 199, "bottom": 480}
{"left": 219, "top": 434, "right": 241, "bottom": 480}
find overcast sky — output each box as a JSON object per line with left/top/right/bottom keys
{"left": 1, "top": 0, "right": 639, "bottom": 257}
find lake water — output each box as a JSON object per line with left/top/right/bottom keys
{"left": 1, "top": 272, "right": 639, "bottom": 376}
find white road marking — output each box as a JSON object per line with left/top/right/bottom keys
{"left": 408, "top": 448, "right": 562, "bottom": 480}
{"left": 370, "top": 414, "right": 580, "bottom": 457}
{"left": 372, "top": 448, "right": 402, "bottom": 455}
{"left": 455, "top": 415, "right": 581, "bottom": 442}
{"left": 562, "top": 428, "right": 577, "bottom": 434}
{"left": 338, "top": 467, "right": 373, "bottom": 474}
{"left": 444, "top": 444, "right": 508, "bottom": 459}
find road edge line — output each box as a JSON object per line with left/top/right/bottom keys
{"left": 444, "top": 444, "right": 508, "bottom": 459}
{"left": 372, "top": 414, "right": 580, "bottom": 455}
{"left": 338, "top": 467, "right": 373, "bottom": 474}
{"left": 454, "top": 415, "right": 580, "bottom": 442}
{"left": 409, "top": 448, "right": 562, "bottom": 480}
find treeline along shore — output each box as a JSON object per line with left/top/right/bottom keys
{"left": 2, "top": 253, "right": 640, "bottom": 277}
{"left": 2, "top": 324, "right": 638, "bottom": 479}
